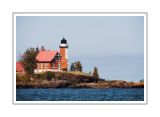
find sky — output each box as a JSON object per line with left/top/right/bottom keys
{"left": 16, "top": 16, "right": 144, "bottom": 81}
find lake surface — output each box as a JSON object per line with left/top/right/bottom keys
{"left": 16, "top": 88, "right": 144, "bottom": 101}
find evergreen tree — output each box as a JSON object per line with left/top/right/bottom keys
{"left": 70, "top": 63, "right": 76, "bottom": 71}
{"left": 75, "top": 60, "right": 83, "bottom": 72}
{"left": 92, "top": 66, "right": 99, "bottom": 82}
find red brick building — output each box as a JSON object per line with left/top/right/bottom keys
{"left": 16, "top": 62, "right": 25, "bottom": 74}
{"left": 34, "top": 38, "right": 69, "bottom": 73}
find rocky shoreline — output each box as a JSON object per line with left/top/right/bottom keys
{"left": 16, "top": 72, "right": 144, "bottom": 89}
{"left": 16, "top": 79, "right": 144, "bottom": 89}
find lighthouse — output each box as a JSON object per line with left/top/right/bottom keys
{"left": 59, "top": 37, "right": 69, "bottom": 71}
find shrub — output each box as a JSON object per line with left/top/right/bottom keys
{"left": 45, "top": 71, "right": 55, "bottom": 81}
{"left": 62, "top": 68, "right": 68, "bottom": 71}
{"left": 16, "top": 74, "right": 30, "bottom": 83}
{"left": 34, "top": 74, "right": 45, "bottom": 80}
{"left": 140, "top": 79, "right": 144, "bottom": 83}
{"left": 23, "top": 75, "right": 31, "bottom": 83}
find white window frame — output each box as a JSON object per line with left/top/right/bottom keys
{"left": 41, "top": 63, "right": 44, "bottom": 68}
{"left": 52, "top": 63, "right": 54, "bottom": 68}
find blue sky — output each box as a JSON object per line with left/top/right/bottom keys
{"left": 16, "top": 16, "right": 144, "bottom": 81}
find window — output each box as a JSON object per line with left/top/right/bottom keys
{"left": 55, "top": 53, "right": 61, "bottom": 61}
{"left": 58, "top": 63, "right": 60, "bottom": 70}
{"left": 45, "top": 63, "right": 48, "bottom": 68}
{"left": 41, "top": 63, "right": 44, "bottom": 68}
{"left": 37, "top": 63, "right": 39, "bottom": 68}
{"left": 57, "top": 53, "right": 61, "bottom": 60}
{"left": 52, "top": 63, "right": 54, "bottom": 68}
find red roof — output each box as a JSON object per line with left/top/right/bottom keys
{"left": 16, "top": 62, "right": 24, "bottom": 72}
{"left": 36, "top": 50, "right": 58, "bottom": 62}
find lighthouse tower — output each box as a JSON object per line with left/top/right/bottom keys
{"left": 59, "top": 37, "right": 69, "bottom": 71}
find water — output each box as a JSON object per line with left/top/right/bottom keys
{"left": 16, "top": 88, "right": 144, "bottom": 101}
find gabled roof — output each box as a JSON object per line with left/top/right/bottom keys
{"left": 36, "top": 50, "right": 58, "bottom": 62}
{"left": 16, "top": 62, "right": 24, "bottom": 72}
